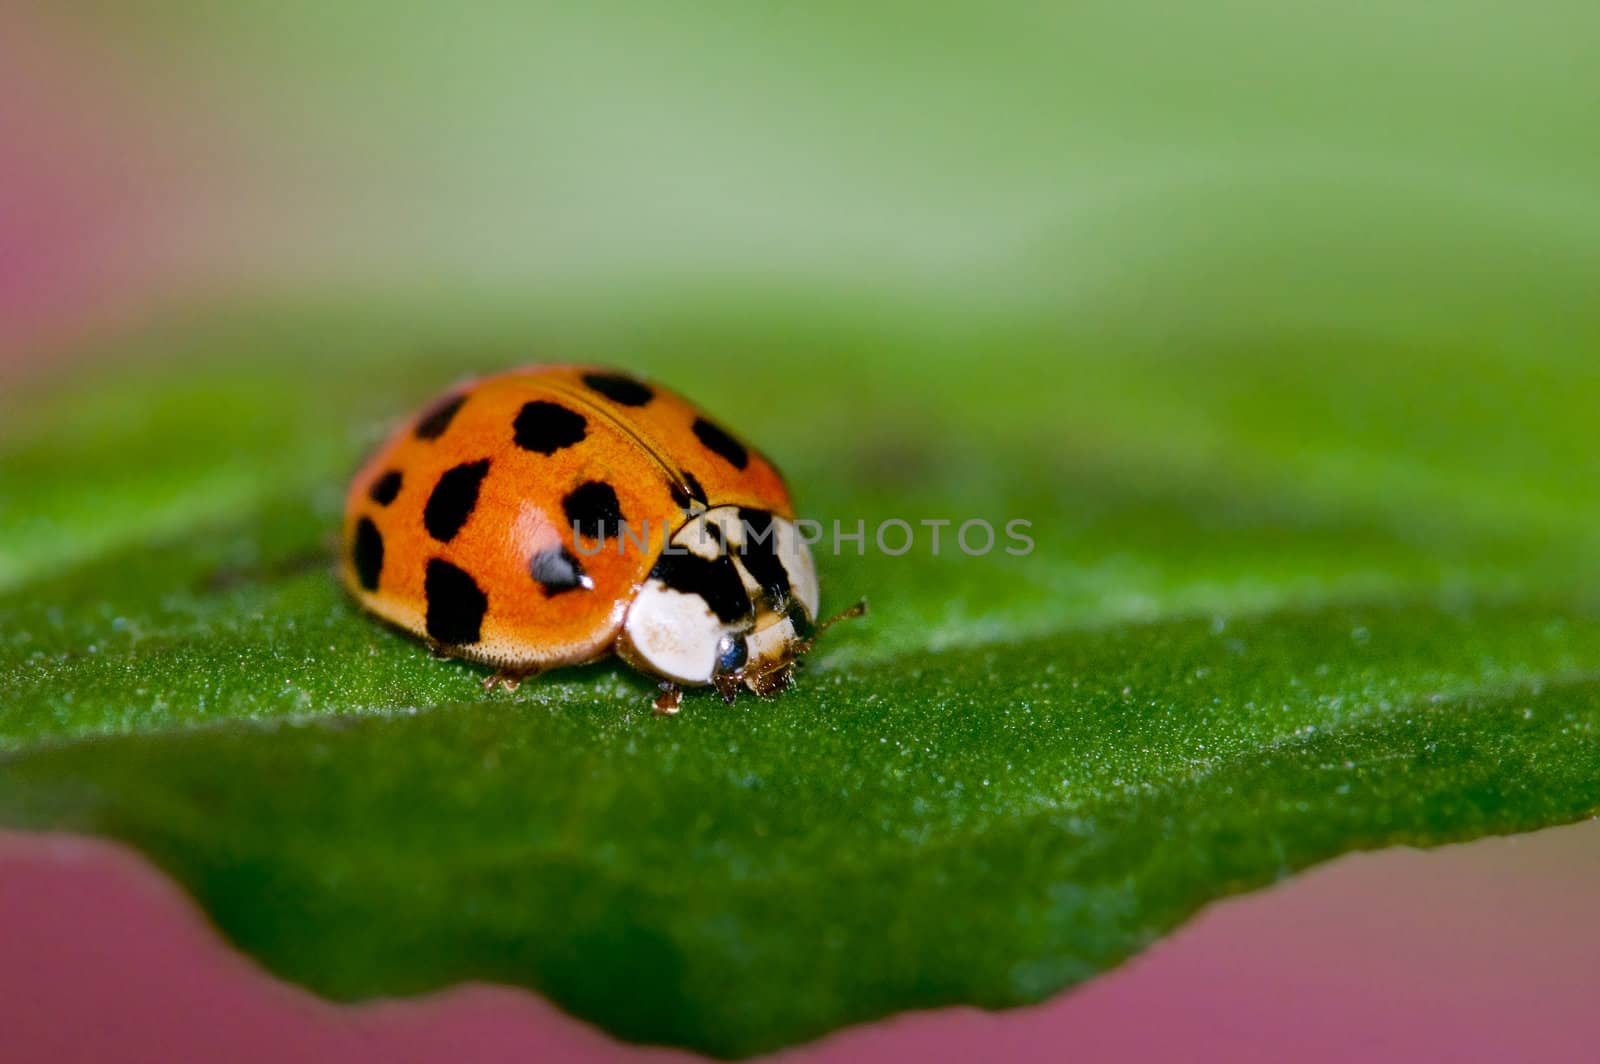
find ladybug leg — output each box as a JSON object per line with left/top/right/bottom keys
{"left": 653, "top": 681, "right": 683, "bottom": 715}
{"left": 752, "top": 664, "right": 794, "bottom": 699}
{"left": 712, "top": 672, "right": 741, "bottom": 705}
{"left": 482, "top": 667, "right": 536, "bottom": 693}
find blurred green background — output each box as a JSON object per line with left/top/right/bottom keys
{"left": 8, "top": 0, "right": 1600, "bottom": 618}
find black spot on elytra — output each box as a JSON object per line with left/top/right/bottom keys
{"left": 693, "top": 417, "right": 748, "bottom": 471}
{"left": 415, "top": 394, "right": 466, "bottom": 440}
{"left": 530, "top": 546, "right": 590, "bottom": 596}
{"left": 737, "top": 508, "right": 792, "bottom": 604}
{"left": 669, "top": 471, "right": 708, "bottom": 510}
{"left": 513, "top": 401, "right": 587, "bottom": 455}
{"left": 685, "top": 471, "right": 706, "bottom": 500}
{"left": 650, "top": 552, "right": 752, "bottom": 624}
{"left": 424, "top": 558, "right": 487, "bottom": 644}
{"left": 563, "top": 481, "right": 624, "bottom": 541}
{"left": 352, "top": 517, "right": 384, "bottom": 590}
{"left": 368, "top": 470, "right": 403, "bottom": 506}
{"left": 423, "top": 459, "right": 490, "bottom": 543}
{"left": 582, "top": 372, "right": 654, "bottom": 407}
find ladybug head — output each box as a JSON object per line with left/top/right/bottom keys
{"left": 620, "top": 505, "right": 833, "bottom": 701}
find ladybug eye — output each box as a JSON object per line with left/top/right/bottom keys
{"left": 785, "top": 601, "right": 814, "bottom": 640}
{"left": 715, "top": 634, "right": 749, "bottom": 675}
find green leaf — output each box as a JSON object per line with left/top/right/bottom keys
{"left": 3, "top": 299, "right": 1599, "bottom": 1057}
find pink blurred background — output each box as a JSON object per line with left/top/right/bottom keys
{"left": 5, "top": 6, "right": 1599, "bottom": 1061}
{"left": 5, "top": 823, "right": 1599, "bottom": 1063}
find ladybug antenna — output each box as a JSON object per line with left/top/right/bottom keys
{"left": 796, "top": 598, "right": 867, "bottom": 655}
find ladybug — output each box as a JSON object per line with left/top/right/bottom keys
{"left": 340, "top": 366, "right": 859, "bottom": 712}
